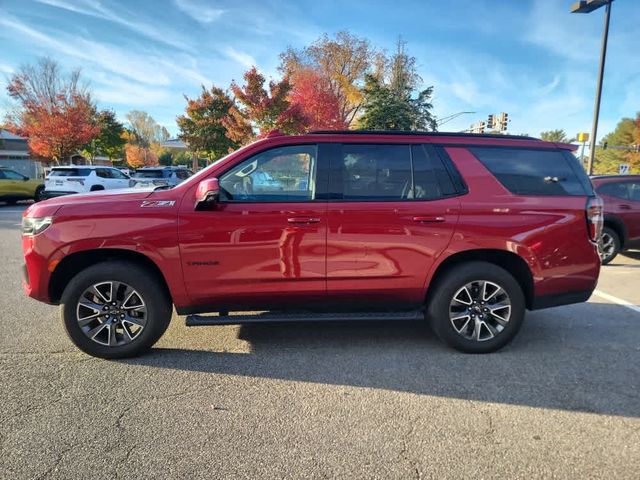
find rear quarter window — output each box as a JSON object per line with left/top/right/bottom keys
{"left": 50, "top": 168, "right": 92, "bottom": 177}
{"left": 469, "top": 147, "right": 593, "bottom": 196}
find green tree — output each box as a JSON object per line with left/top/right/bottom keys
{"left": 158, "top": 150, "right": 173, "bottom": 166}
{"left": 594, "top": 114, "right": 640, "bottom": 174}
{"left": 83, "top": 110, "right": 125, "bottom": 162}
{"left": 539, "top": 129, "right": 575, "bottom": 143}
{"left": 358, "top": 41, "right": 436, "bottom": 131}
{"left": 176, "top": 86, "right": 238, "bottom": 162}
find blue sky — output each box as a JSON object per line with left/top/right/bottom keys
{"left": 1, "top": 0, "right": 638, "bottom": 140}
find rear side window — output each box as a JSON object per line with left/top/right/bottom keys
{"left": 597, "top": 182, "right": 630, "bottom": 200}
{"left": 50, "top": 168, "right": 91, "bottom": 177}
{"left": 338, "top": 144, "right": 412, "bottom": 200}
{"left": 469, "top": 148, "right": 593, "bottom": 196}
{"left": 109, "top": 168, "right": 128, "bottom": 179}
{"left": 134, "top": 170, "right": 166, "bottom": 178}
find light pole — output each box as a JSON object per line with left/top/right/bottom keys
{"left": 571, "top": 0, "right": 613, "bottom": 175}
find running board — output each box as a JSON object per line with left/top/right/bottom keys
{"left": 185, "top": 310, "right": 424, "bottom": 327}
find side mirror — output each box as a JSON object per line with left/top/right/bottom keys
{"left": 23, "top": 176, "right": 29, "bottom": 182}
{"left": 195, "top": 178, "right": 220, "bottom": 210}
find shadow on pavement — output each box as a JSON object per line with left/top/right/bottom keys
{"left": 125, "top": 301, "right": 640, "bottom": 418}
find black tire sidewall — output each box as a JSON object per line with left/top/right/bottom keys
{"left": 428, "top": 262, "right": 526, "bottom": 353}
{"left": 61, "top": 261, "right": 172, "bottom": 359}
{"left": 34, "top": 186, "right": 45, "bottom": 202}
{"left": 601, "top": 227, "right": 620, "bottom": 265}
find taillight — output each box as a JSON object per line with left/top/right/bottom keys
{"left": 586, "top": 196, "right": 603, "bottom": 242}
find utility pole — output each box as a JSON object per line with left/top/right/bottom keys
{"left": 571, "top": 0, "right": 614, "bottom": 175}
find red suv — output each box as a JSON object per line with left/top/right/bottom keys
{"left": 590, "top": 175, "right": 640, "bottom": 264}
{"left": 22, "top": 131, "right": 602, "bottom": 358}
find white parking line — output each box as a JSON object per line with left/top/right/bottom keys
{"left": 593, "top": 289, "right": 640, "bottom": 314}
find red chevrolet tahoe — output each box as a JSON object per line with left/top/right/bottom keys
{"left": 22, "top": 131, "right": 602, "bottom": 358}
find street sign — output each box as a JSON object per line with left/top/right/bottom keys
{"left": 619, "top": 164, "right": 629, "bottom": 174}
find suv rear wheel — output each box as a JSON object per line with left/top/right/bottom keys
{"left": 427, "top": 262, "right": 525, "bottom": 353}
{"left": 599, "top": 227, "right": 620, "bottom": 265}
{"left": 61, "top": 261, "right": 172, "bottom": 359}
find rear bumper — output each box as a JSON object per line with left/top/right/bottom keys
{"left": 530, "top": 289, "right": 593, "bottom": 310}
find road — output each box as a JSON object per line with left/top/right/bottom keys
{"left": 1, "top": 203, "right": 639, "bottom": 479}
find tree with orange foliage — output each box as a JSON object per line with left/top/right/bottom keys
{"left": 288, "top": 68, "right": 347, "bottom": 131}
{"left": 224, "top": 67, "right": 307, "bottom": 143}
{"left": 125, "top": 143, "right": 158, "bottom": 168}
{"left": 5, "top": 58, "right": 100, "bottom": 164}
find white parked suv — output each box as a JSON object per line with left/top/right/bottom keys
{"left": 44, "top": 166, "right": 133, "bottom": 198}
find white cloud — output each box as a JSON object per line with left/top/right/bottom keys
{"left": 35, "top": 0, "right": 192, "bottom": 51}
{"left": 0, "top": 14, "right": 210, "bottom": 89}
{"left": 0, "top": 64, "right": 14, "bottom": 74}
{"left": 224, "top": 47, "right": 257, "bottom": 69}
{"left": 94, "top": 80, "right": 172, "bottom": 106}
{"left": 174, "top": 0, "right": 224, "bottom": 24}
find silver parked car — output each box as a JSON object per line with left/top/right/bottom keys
{"left": 131, "top": 166, "right": 193, "bottom": 189}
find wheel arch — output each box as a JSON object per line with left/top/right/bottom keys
{"left": 603, "top": 215, "right": 627, "bottom": 250}
{"left": 49, "top": 248, "right": 172, "bottom": 305}
{"left": 426, "top": 249, "right": 535, "bottom": 309}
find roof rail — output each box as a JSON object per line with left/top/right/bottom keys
{"left": 307, "top": 130, "right": 541, "bottom": 141}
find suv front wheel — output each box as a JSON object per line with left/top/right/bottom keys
{"left": 427, "top": 262, "right": 525, "bottom": 353}
{"left": 61, "top": 261, "right": 172, "bottom": 359}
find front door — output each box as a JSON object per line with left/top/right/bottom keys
{"left": 325, "top": 143, "right": 460, "bottom": 309}
{"left": 178, "top": 144, "right": 328, "bottom": 311}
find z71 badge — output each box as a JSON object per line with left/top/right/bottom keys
{"left": 140, "top": 200, "right": 176, "bottom": 208}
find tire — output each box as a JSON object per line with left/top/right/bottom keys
{"left": 61, "top": 261, "right": 172, "bottom": 359}
{"left": 90, "top": 185, "right": 104, "bottom": 192}
{"left": 599, "top": 227, "right": 620, "bottom": 265}
{"left": 34, "top": 185, "right": 46, "bottom": 202}
{"left": 427, "top": 262, "right": 526, "bottom": 353}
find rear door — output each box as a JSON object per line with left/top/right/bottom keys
{"left": 325, "top": 143, "right": 460, "bottom": 309}
{"left": 623, "top": 181, "right": 640, "bottom": 240}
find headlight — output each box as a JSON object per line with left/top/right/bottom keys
{"left": 22, "top": 216, "right": 53, "bottom": 236}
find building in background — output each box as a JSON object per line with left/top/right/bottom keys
{"left": 0, "top": 129, "right": 44, "bottom": 179}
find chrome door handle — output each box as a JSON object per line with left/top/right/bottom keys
{"left": 413, "top": 216, "right": 445, "bottom": 223}
{"left": 287, "top": 217, "right": 321, "bottom": 224}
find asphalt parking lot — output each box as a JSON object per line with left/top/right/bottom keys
{"left": 1, "top": 203, "right": 639, "bottom": 479}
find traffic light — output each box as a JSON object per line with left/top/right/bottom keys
{"left": 487, "top": 114, "right": 494, "bottom": 129}
{"left": 500, "top": 112, "right": 509, "bottom": 131}
{"left": 479, "top": 121, "right": 486, "bottom": 133}
{"left": 603, "top": 142, "right": 608, "bottom": 150}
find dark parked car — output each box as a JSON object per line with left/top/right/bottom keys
{"left": 591, "top": 174, "right": 640, "bottom": 264}
{"left": 22, "top": 131, "right": 601, "bottom": 358}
